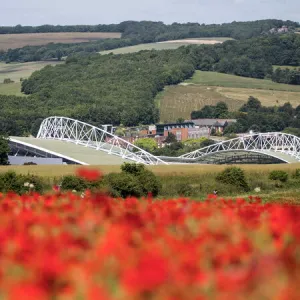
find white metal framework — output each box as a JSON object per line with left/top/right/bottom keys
{"left": 37, "top": 117, "right": 167, "bottom": 165}
{"left": 37, "top": 118, "right": 300, "bottom": 165}
{"left": 180, "top": 132, "right": 300, "bottom": 163}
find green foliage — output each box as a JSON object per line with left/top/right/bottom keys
{"left": 136, "top": 169, "right": 162, "bottom": 197}
{"left": 3, "top": 78, "right": 14, "bottom": 84}
{"left": 239, "top": 96, "right": 262, "bottom": 113}
{"left": 164, "top": 133, "right": 177, "bottom": 144}
{"left": 0, "top": 136, "right": 10, "bottom": 165}
{"left": 272, "top": 67, "right": 300, "bottom": 85}
{"left": 0, "top": 171, "right": 45, "bottom": 194}
{"left": 103, "top": 172, "right": 143, "bottom": 198}
{"left": 134, "top": 138, "right": 158, "bottom": 152}
{"left": 292, "top": 169, "right": 300, "bottom": 179}
{"left": 191, "top": 101, "right": 229, "bottom": 119}
{"left": 105, "top": 163, "right": 161, "bottom": 197}
{"left": 121, "top": 163, "right": 145, "bottom": 175}
{"left": 60, "top": 175, "right": 101, "bottom": 192}
{"left": 282, "top": 127, "right": 300, "bottom": 137}
{"left": 269, "top": 170, "right": 289, "bottom": 183}
{"left": 216, "top": 167, "right": 250, "bottom": 191}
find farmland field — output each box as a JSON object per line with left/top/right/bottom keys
{"left": 100, "top": 37, "right": 232, "bottom": 55}
{"left": 0, "top": 61, "right": 63, "bottom": 95}
{"left": 158, "top": 71, "right": 300, "bottom": 122}
{"left": 0, "top": 32, "right": 121, "bottom": 50}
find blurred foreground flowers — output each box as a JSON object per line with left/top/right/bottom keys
{"left": 0, "top": 168, "right": 299, "bottom": 299}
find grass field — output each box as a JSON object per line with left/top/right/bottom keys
{"left": 0, "top": 32, "right": 121, "bottom": 50}
{"left": 0, "top": 61, "right": 63, "bottom": 96}
{"left": 1, "top": 163, "right": 299, "bottom": 178}
{"left": 158, "top": 71, "right": 300, "bottom": 122}
{"left": 100, "top": 37, "right": 232, "bottom": 55}
{"left": 0, "top": 82, "right": 23, "bottom": 96}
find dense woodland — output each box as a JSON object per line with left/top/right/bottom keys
{"left": 2, "top": 20, "right": 300, "bottom": 136}
{"left": 0, "top": 48, "right": 196, "bottom": 135}
{"left": 0, "top": 19, "right": 298, "bottom": 62}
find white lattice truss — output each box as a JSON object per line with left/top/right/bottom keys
{"left": 180, "top": 132, "right": 300, "bottom": 163}
{"left": 37, "top": 117, "right": 167, "bottom": 165}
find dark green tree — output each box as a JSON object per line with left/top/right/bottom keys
{"left": 165, "top": 132, "right": 177, "bottom": 144}
{"left": 0, "top": 136, "right": 10, "bottom": 165}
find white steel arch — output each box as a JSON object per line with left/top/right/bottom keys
{"left": 179, "top": 132, "right": 300, "bottom": 163}
{"left": 37, "top": 117, "right": 167, "bottom": 165}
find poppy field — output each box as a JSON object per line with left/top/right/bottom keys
{"left": 0, "top": 168, "right": 300, "bottom": 299}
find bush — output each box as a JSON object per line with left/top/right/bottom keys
{"left": 23, "top": 162, "right": 37, "bottom": 165}
{"left": 0, "top": 171, "right": 46, "bottom": 194}
{"left": 216, "top": 167, "right": 250, "bottom": 191}
{"left": 104, "top": 163, "right": 162, "bottom": 198}
{"left": 292, "top": 169, "right": 300, "bottom": 179}
{"left": 121, "top": 163, "right": 145, "bottom": 175}
{"left": 269, "top": 170, "right": 288, "bottom": 183}
{"left": 61, "top": 175, "right": 88, "bottom": 191}
{"left": 137, "top": 169, "right": 162, "bottom": 197}
{"left": 3, "top": 78, "right": 14, "bottom": 84}
{"left": 175, "top": 183, "right": 194, "bottom": 197}
{"left": 60, "top": 175, "right": 101, "bottom": 192}
{"left": 103, "top": 173, "right": 143, "bottom": 198}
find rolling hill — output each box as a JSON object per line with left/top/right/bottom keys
{"left": 158, "top": 71, "right": 300, "bottom": 122}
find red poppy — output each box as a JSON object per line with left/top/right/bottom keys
{"left": 76, "top": 167, "right": 102, "bottom": 181}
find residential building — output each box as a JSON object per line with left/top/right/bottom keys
{"left": 186, "top": 119, "right": 237, "bottom": 134}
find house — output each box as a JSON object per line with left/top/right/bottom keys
{"left": 185, "top": 119, "right": 237, "bottom": 134}
{"left": 156, "top": 122, "right": 195, "bottom": 136}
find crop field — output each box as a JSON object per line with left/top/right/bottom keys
{"left": 186, "top": 71, "right": 300, "bottom": 91}
{"left": 0, "top": 61, "right": 63, "bottom": 95}
{"left": 158, "top": 71, "right": 300, "bottom": 122}
{"left": 100, "top": 37, "right": 232, "bottom": 55}
{"left": 0, "top": 32, "right": 121, "bottom": 50}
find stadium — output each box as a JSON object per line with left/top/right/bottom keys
{"left": 8, "top": 116, "right": 300, "bottom": 166}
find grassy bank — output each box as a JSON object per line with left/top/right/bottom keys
{"left": 1, "top": 163, "right": 300, "bottom": 203}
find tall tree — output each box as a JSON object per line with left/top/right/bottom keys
{"left": 0, "top": 136, "right": 10, "bottom": 165}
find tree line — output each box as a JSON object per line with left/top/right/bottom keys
{"left": 1, "top": 19, "right": 298, "bottom": 63}
{"left": 272, "top": 67, "right": 300, "bottom": 85}
{"left": 224, "top": 97, "right": 300, "bottom": 134}
{"left": 191, "top": 96, "right": 300, "bottom": 135}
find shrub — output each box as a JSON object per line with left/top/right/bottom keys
{"left": 3, "top": 78, "right": 14, "bottom": 84}
{"left": 61, "top": 175, "right": 88, "bottom": 191}
{"left": 61, "top": 175, "right": 101, "bottom": 192}
{"left": 269, "top": 170, "right": 288, "bottom": 183}
{"left": 23, "top": 162, "right": 37, "bottom": 165}
{"left": 121, "top": 163, "right": 145, "bottom": 175}
{"left": 175, "top": 183, "right": 194, "bottom": 197}
{"left": 137, "top": 169, "right": 162, "bottom": 197}
{"left": 292, "top": 169, "right": 300, "bottom": 179}
{"left": 216, "top": 167, "right": 250, "bottom": 191}
{"left": 0, "top": 171, "right": 46, "bottom": 194}
{"left": 103, "top": 173, "right": 143, "bottom": 198}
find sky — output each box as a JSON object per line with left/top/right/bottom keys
{"left": 1, "top": 0, "right": 299, "bottom": 26}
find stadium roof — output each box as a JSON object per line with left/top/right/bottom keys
{"left": 10, "top": 137, "right": 129, "bottom": 165}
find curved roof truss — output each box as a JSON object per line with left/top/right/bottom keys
{"left": 37, "top": 117, "right": 167, "bottom": 165}
{"left": 180, "top": 132, "right": 300, "bottom": 163}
